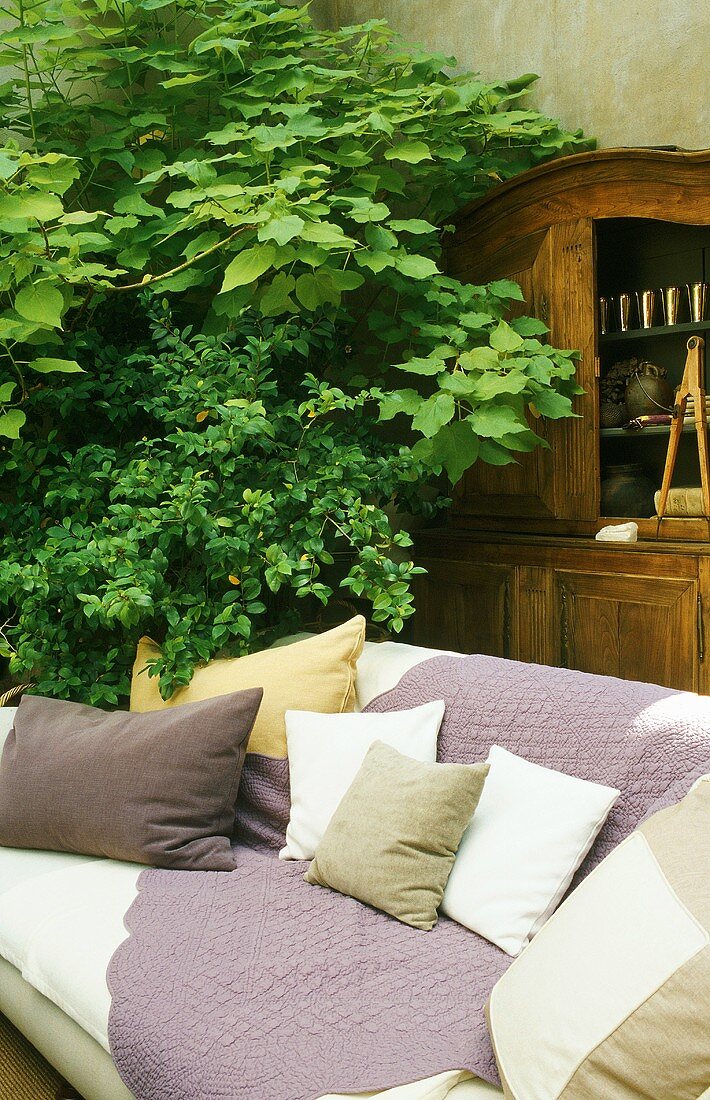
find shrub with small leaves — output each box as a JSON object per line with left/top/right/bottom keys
{"left": 0, "top": 301, "right": 439, "bottom": 704}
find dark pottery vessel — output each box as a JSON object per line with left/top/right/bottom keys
{"left": 601, "top": 463, "right": 656, "bottom": 517}
{"left": 625, "top": 365, "right": 674, "bottom": 420}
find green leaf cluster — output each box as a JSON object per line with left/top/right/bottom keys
{"left": 0, "top": 0, "right": 591, "bottom": 699}
{"left": 0, "top": 0, "right": 589, "bottom": 451}
{"left": 377, "top": 288, "right": 583, "bottom": 480}
{"left": 0, "top": 302, "right": 439, "bottom": 704}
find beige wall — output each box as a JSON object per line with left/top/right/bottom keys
{"left": 325, "top": 0, "right": 709, "bottom": 151}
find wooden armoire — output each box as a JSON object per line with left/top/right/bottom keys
{"left": 413, "top": 148, "right": 710, "bottom": 693}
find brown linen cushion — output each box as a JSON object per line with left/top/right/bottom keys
{"left": 0, "top": 688, "right": 262, "bottom": 870}
{"left": 304, "top": 740, "right": 489, "bottom": 930}
{"left": 129, "top": 616, "right": 365, "bottom": 759}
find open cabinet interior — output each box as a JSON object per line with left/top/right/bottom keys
{"left": 596, "top": 218, "right": 710, "bottom": 519}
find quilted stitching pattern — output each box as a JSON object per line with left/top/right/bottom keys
{"left": 107, "top": 656, "right": 710, "bottom": 1100}
{"left": 368, "top": 656, "right": 710, "bottom": 885}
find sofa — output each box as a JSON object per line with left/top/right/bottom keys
{"left": 0, "top": 637, "right": 708, "bottom": 1100}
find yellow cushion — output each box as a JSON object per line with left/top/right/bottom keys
{"left": 129, "top": 617, "right": 366, "bottom": 758}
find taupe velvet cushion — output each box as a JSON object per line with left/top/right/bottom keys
{"left": 305, "top": 740, "right": 489, "bottom": 930}
{"left": 0, "top": 689, "right": 263, "bottom": 870}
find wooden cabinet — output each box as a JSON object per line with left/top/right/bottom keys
{"left": 413, "top": 532, "right": 709, "bottom": 695}
{"left": 446, "top": 148, "right": 710, "bottom": 541}
{"left": 412, "top": 558, "right": 514, "bottom": 658}
{"left": 412, "top": 149, "right": 710, "bottom": 692}
{"left": 553, "top": 569, "right": 698, "bottom": 690}
{"left": 457, "top": 217, "right": 598, "bottom": 523}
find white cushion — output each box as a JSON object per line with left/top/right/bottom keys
{"left": 279, "top": 701, "right": 445, "bottom": 861}
{"left": 355, "top": 642, "right": 459, "bottom": 710}
{"left": 441, "top": 746, "right": 619, "bottom": 956}
{"left": 0, "top": 707, "right": 17, "bottom": 754}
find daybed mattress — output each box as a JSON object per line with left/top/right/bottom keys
{"left": 0, "top": 641, "right": 502, "bottom": 1100}
{"left": 0, "top": 833, "right": 501, "bottom": 1100}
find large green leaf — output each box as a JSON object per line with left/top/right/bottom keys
{"left": 259, "top": 272, "right": 296, "bottom": 316}
{"left": 326, "top": 269, "right": 365, "bottom": 291}
{"left": 388, "top": 219, "right": 438, "bottom": 235}
{"left": 412, "top": 392, "right": 455, "bottom": 438}
{"left": 0, "top": 382, "right": 16, "bottom": 403}
{"left": 437, "top": 372, "right": 477, "bottom": 397}
{"left": 394, "top": 356, "right": 446, "bottom": 376}
{"left": 365, "top": 224, "right": 398, "bottom": 251}
{"left": 459, "top": 311, "right": 494, "bottom": 330}
{"left": 458, "top": 346, "right": 500, "bottom": 372}
{"left": 0, "top": 193, "right": 63, "bottom": 221}
{"left": 295, "top": 271, "right": 340, "bottom": 310}
{"left": 469, "top": 369, "right": 528, "bottom": 400}
{"left": 490, "top": 321, "right": 524, "bottom": 354}
{"left": 378, "top": 388, "right": 422, "bottom": 422}
{"left": 113, "top": 192, "right": 163, "bottom": 217}
{"left": 220, "top": 244, "right": 277, "bottom": 293}
{"left": 468, "top": 404, "right": 528, "bottom": 438}
{"left": 15, "top": 284, "right": 64, "bottom": 328}
{"left": 530, "top": 388, "right": 577, "bottom": 418}
{"left": 478, "top": 439, "right": 518, "bottom": 465}
{"left": 300, "top": 222, "right": 351, "bottom": 246}
{"left": 429, "top": 420, "right": 480, "bottom": 483}
{"left": 395, "top": 255, "right": 439, "bottom": 279}
{"left": 0, "top": 409, "right": 25, "bottom": 438}
{"left": 385, "top": 140, "right": 432, "bottom": 164}
{"left": 258, "top": 214, "right": 305, "bottom": 246}
{"left": 512, "top": 315, "right": 549, "bottom": 337}
{"left": 488, "top": 279, "right": 525, "bottom": 302}
{"left": 355, "top": 250, "right": 395, "bottom": 273}
{"left": 28, "top": 357, "right": 84, "bottom": 374}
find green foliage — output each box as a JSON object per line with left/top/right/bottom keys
{"left": 0, "top": 0, "right": 590, "bottom": 465}
{"left": 0, "top": 0, "right": 591, "bottom": 699}
{"left": 375, "top": 281, "right": 583, "bottom": 480}
{"left": 0, "top": 301, "right": 436, "bottom": 704}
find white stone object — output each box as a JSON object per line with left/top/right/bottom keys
{"left": 595, "top": 522, "right": 638, "bottom": 543}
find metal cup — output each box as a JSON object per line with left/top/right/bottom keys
{"left": 687, "top": 282, "right": 707, "bottom": 322}
{"left": 617, "top": 292, "right": 633, "bottom": 332}
{"left": 661, "top": 285, "right": 682, "bottom": 326}
{"left": 598, "top": 296, "right": 613, "bottom": 334}
{"left": 635, "top": 289, "right": 656, "bottom": 329}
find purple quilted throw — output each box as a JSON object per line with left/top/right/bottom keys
{"left": 108, "top": 656, "right": 710, "bottom": 1100}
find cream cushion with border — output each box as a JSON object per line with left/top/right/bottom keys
{"left": 488, "top": 775, "right": 710, "bottom": 1099}
{"left": 441, "top": 746, "right": 620, "bottom": 956}
{"left": 129, "top": 616, "right": 365, "bottom": 758}
{"left": 280, "top": 700, "right": 445, "bottom": 861}
{"left": 305, "top": 740, "right": 489, "bottom": 930}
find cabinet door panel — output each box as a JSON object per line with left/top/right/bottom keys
{"left": 455, "top": 219, "right": 597, "bottom": 523}
{"left": 544, "top": 219, "right": 599, "bottom": 521}
{"left": 413, "top": 559, "right": 514, "bottom": 658}
{"left": 556, "top": 570, "right": 697, "bottom": 691}
{"left": 455, "top": 263, "right": 554, "bottom": 519}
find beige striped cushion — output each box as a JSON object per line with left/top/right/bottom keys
{"left": 488, "top": 776, "right": 710, "bottom": 1099}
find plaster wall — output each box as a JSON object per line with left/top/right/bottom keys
{"left": 325, "top": 0, "right": 709, "bottom": 150}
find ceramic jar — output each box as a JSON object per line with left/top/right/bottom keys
{"left": 601, "top": 463, "right": 656, "bottom": 518}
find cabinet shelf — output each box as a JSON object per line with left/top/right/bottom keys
{"left": 599, "top": 320, "right": 710, "bottom": 345}
{"left": 600, "top": 421, "right": 703, "bottom": 438}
